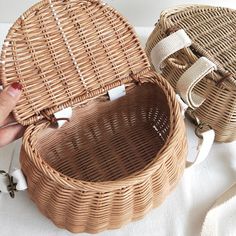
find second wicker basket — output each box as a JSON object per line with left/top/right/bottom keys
{"left": 146, "top": 5, "right": 236, "bottom": 143}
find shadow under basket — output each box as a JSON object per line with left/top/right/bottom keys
{"left": 20, "top": 81, "right": 186, "bottom": 233}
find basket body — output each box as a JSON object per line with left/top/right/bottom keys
{"left": 1, "top": 0, "right": 187, "bottom": 233}
{"left": 20, "top": 75, "right": 187, "bottom": 233}
{"left": 146, "top": 5, "right": 236, "bottom": 143}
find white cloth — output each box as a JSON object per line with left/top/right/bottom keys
{"left": 1, "top": 24, "right": 236, "bottom": 236}
{"left": 201, "top": 184, "right": 236, "bottom": 236}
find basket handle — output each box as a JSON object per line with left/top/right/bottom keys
{"left": 186, "top": 125, "right": 215, "bottom": 168}
{"left": 176, "top": 95, "right": 215, "bottom": 168}
{"left": 150, "top": 29, "right": 192, "bottom": 73}
{"left": 177, "top": 57, "right": 217, "bottom": 109}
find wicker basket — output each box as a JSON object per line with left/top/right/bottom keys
{"left": 0, "top": 0, "right": 187, "bottom": 233}
{"left": 146, "top": 5, "right": 236, "bottom": 143}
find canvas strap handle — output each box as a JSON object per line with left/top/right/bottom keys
{"left": 150, "top": 29, "right": 192, "bottom": 73}
{"left": 176, "top": 95, "right": 215, "bottom": 168}
{"left": 151, "top": 28, "right": 217, "bottom": 109}
{"left": 177, "top": 57, "right": 217, "bottom": 109}
{"left": 186, "top": 128, "right": 215, "bottom": 168}
{"left": 151, "top": 28, "right": 217, "bottom": 167}
{"left": 176, "top": 57, "right": 217, "bottom": 166}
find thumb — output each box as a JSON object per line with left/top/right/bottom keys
{"left": 0, "top": 82, "right": 22, "bottom": 125}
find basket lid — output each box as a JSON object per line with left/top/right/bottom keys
{"left": 0, "top": 0, "right": 150, "bottom": 126}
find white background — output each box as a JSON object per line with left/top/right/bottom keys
{"left": 0, "top": 0, "right": 236, "bottom": 236}
{"left": 0, "top": 0, "right": 235, "bottom": 25}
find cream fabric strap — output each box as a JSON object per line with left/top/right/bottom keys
{"left": 186, "top": 129, "right": 215, "bottom": 168}
{"left": 151, "top": 29, "right": 192, "bottom": 73}
{"left": 176, "top": 95, "right": 215, "bottom": 168}
{"left": 201, "top": 184, "right": 236, "bottom": 236}
{"left": 177, "top": 57, "right": 217, "bottom": 109}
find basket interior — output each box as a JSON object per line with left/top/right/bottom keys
{"left": 34, "top": 82, "right": 170, "bottom": 182}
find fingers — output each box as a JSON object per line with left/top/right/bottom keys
{"left": 1, "top": 113, "right": 16, "bottom": 127}
{"left": 0, "top": 124, "right": 26, "bottom": 148}
{"left": 0, "top": 82, "right": 22, "bottom": 125}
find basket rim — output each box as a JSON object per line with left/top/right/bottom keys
{"left": 22, "top": 71, "right": 186, "bottom": 192}
{"left": 160, "top": 4, "right": 235, "bottom": 18}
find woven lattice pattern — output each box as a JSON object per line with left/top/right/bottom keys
{"left": 36, "top": 83, "right": 170, "bottom": 182}
{"left": 146, "top": 5, "right": 236, "bottom": 142}
{"left": 21, "top": 77, "right": 187, "bottom": 233}
{"left": 1, "top": 0, "right": 150, "bottom": 125}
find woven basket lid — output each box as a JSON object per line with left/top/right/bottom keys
{"left": 0, "top": 0, "right": 150, "bottom": 126}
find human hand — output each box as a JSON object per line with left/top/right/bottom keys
{"left": 0, "top": 82, "right": 25, "bottom": 148}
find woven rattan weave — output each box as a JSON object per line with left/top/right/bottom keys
{"left": 146, "top": 5, "right": 236, "bottom": 143}
{"left": 1, "top": 0, "right": 187, "bottom": 233}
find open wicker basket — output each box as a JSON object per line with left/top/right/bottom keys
{"left": 0, "top": 0, "right": 187, "bottom": 233}
{"left": 146, "top": 5, "right": 236, "bottom": 143}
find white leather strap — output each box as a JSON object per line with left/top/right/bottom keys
{"left": 11, "top": 169, "right": 27, "bottom": 191}
{"left": 201, "top": 184, "right": 236, "bottom": 236}
{"left": 0, "top": 173, "right": 9, "bottom": 193}
{"left": 0, "top": 170, "right": 28, "bottom": 194}
{"left": 54, "top": 107, "right": 72, "bottom": 128}
{"left": 186, "top": 129, "right": 215, "bottom": 168}
{"left": 177, "top": 57, "right": 217, "bottom": 109}
{"left": 0, "top": 144, "right": 28, "bottom": 197}
{"left": 176, "top": 96, "right": 215, "bottom": 168}
{"left": 108, "top": 85, "right": 126, "bottom": 101}
{"left": 151, "top": 29, "right": 192, "bottom": 73}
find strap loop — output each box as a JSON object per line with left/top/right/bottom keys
{"left": 151, "top": 29, "right": 192, "bottom": 73}
{"left": 186, "top": 125, "right": 215, "bottom": 168}
{"left": 176, "top": 97, "right": 215, "bottom": 168}
{"left": 41, "top": 107, "right": 72, "bottom": 128}
{"left": 177, "top": 57, "right": 217, "bottom": 109}
{"left": 0, "top": 145, "right": 28, "bottom": 198}
{"left": 0, "top": 171, "right": 17, "bottom": 198}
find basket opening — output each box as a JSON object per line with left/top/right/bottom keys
{"left": 34, "top": 82, "right": 170, "bottom": 182}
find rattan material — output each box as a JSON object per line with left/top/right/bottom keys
{"left": 1, "top": 0, "right": 150, "bottom": 126}
{"left": 146, "top": 5, "right": 236, "bottom": 143}
{"left": 0, "top": 0, "right": 187, "bottom": 233}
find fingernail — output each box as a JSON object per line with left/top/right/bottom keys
{"left": 7, "top": 82, "right": 23, "bottom": 98}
